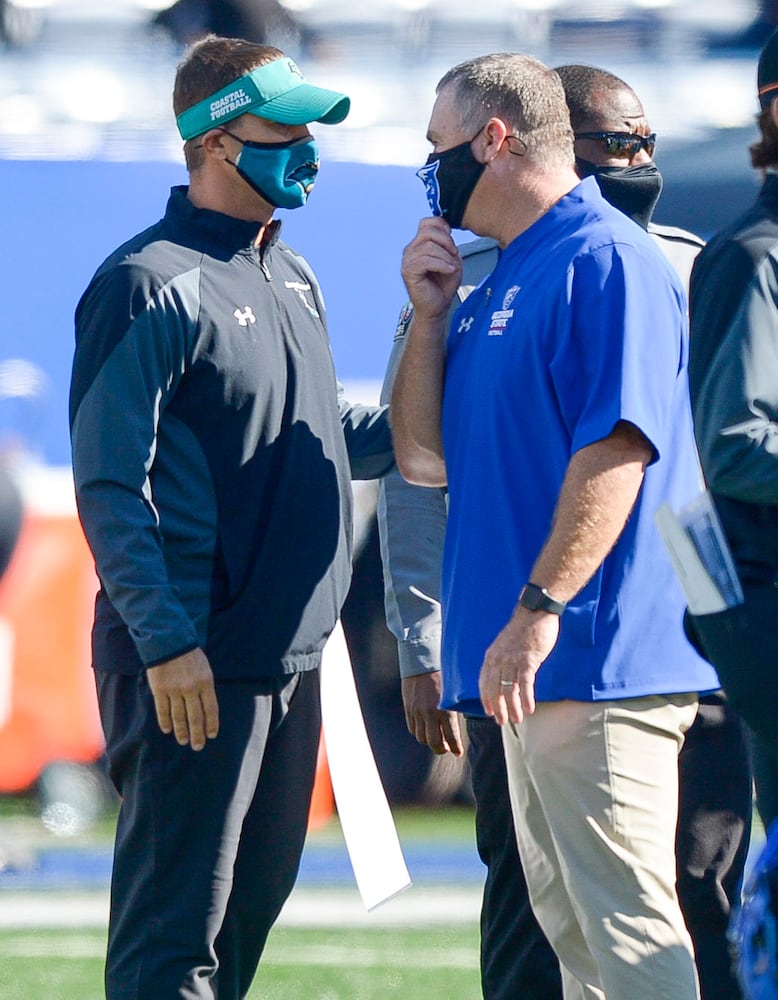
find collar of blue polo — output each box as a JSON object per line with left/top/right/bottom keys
{"left": 176, "top": 57, "right": 350, "bottom": 140}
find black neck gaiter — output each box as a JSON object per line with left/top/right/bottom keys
{"left": 575, "top": 158, "right": 664, "bottom": 230}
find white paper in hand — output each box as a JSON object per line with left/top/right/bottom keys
{"left": 320, "top": 622, "right": 412, "bottom": 911}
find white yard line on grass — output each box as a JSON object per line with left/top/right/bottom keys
{"left": 0, "top": 886, "right": 481, "bottom": 931}
{"left": 0, "top": 935, "right": 479, "bottom": 969}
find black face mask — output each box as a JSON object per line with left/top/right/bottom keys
{"left": 417, "top": 135, "right": 486, "bottom": 230}
{"left": 575, "top": 158, "right": 664, "bottom": 230}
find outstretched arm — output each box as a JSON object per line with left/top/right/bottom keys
{"left": 378, "top": 317, "right": 462, "bottom": 756}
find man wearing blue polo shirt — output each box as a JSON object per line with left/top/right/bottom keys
{"left": 392, "top": 52, "right": 719, "bottom": 998}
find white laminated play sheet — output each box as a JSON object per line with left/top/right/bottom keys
{"left": 320, "top": 622, "right": 412, "bottom": 911}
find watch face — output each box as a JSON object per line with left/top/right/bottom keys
{"left": 522, "top": 587, "right": 543, "bottom": 611}
{"left": 520, "top": 583, "right": 565, "bottom": 615}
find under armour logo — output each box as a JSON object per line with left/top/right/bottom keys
{"left": 234, "top": 306, "right": 256, "bottom": 326}
{"left": 458, "top": 316, "right": 475, "bottom": 334}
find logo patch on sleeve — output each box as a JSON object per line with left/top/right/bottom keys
{"left": 394, "top": 302, "right": 414, "bottom": 340}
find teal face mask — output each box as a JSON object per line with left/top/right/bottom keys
{"left": 223, "top": 130, "right": 320, "bottom": 209}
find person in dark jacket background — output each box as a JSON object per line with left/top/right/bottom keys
{"left": 687, "top": 27, "right": 778, "bottom": 838}
{"left": 69, "top": 35, "right": 392, "bottom": 1000}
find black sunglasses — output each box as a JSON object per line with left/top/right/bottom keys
{"left": 574, "top": 131, "right": 657, "bottom": 158}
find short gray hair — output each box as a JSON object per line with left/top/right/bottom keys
{"left": 437, "top": 53, "right": 574, "bottom": 168}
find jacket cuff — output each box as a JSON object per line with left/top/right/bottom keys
{"left": 397, "top": 638, "right": 442, "bottom": 679}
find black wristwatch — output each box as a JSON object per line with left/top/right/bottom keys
{"left": 518, "top": 582, "right": 567, "bottom": 616}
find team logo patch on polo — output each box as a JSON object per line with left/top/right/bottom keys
{"left": 284, "top": 280, "right": 319, "bottom": 317}
{"left": 487, "top": 285, "right": 520, "bottom": 336}
{"left": 503, "top": 285, "right": 520, "bottom": 310}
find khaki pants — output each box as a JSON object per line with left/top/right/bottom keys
{"left": 502, "top": 695, "right": 700, "bottom": 1000}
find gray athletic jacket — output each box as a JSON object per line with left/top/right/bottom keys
{"left": 71, "top": 186, "right": 393, "bottom": 679}
{"left": 689, "top": 173, "right": 778, "bottom": 577}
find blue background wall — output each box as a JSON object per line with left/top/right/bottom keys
{"left": 1, "top": 159, "right": 428, "bottom": 466}
{"left": 1, "top": 148, "right": 760, "bottom": 468}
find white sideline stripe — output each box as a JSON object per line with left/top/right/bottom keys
{"left": 0, "top": 887, "right": 481, "bottom": 930}
{"left": 0, "top": 937, "right": 479, "bottom": 969}
{"left": 263, "top": 946, "right": 479, "bottom": 969}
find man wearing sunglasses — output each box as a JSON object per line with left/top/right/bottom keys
{"left": 560, "top": 64, "right": 695, "bottom": 285}
{"left": 381, "top": 58, "right": 747, "bottom": 1000}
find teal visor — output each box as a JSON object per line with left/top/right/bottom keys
{"left": 176, "top": 57, "right": 350, "bottom": 140}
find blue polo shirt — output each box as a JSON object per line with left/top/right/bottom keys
{"left": 440, "top": 178, "right": 719, "bottom": 715}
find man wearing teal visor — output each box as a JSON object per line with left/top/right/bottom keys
{"left": 176, "top": 52, "right": 349, "bottom": 209}
{"left": 70, "top": 35, "right": 392, "bottom": 1000}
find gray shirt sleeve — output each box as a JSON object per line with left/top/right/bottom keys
{"left": 377, "top": 238, "right": 500, "bottom": 678}
{"left": 337, "top": 385, "right": 395, "bottom": 480}
{"left": 377, "top": 329, "right": 447, "bottom": 678}
{"left": 693, "top": 254, "right": 778, "bottom": 504}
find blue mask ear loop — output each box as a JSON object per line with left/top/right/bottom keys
{"left": 196, "top": 128, "right": 274, "bottom": 205}
{"left": 214, "top": 128, "right": 246, "bottom": 174}
{"left": 183, "top": 130, "right": 271, "bottom": 208}
{"left": 191, "top": 128, "right": 272, "bottom": 200}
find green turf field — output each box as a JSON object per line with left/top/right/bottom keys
{"left": 0, "top": 925, "right": 481, "bottom": 999}
{"left": 0, "top": 804, "right": 483, "bottom": 997}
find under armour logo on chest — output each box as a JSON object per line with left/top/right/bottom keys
{"left": 458, "top": 316, "right": 475, "bottom": 334}
{"left": 234, "top": 306, "right": 256, "bottom": 327}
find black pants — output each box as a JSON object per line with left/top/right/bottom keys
{"left": 687, "top": 582, "right": 778, "bottom": 758}
{"left": 466, "top": 715, "right": 562, "bottom": 1000}
{"left": 96, "top": 668, "right": 321, "bottom": 1000}
{"left": 676, "top": 692, "right": 753, "bottom": 1000}
{"left": 687, "top": 580, "right": 778, "bottom": 837}
{"left": 752, "top": 732, "right": 778, "bottom": 831}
